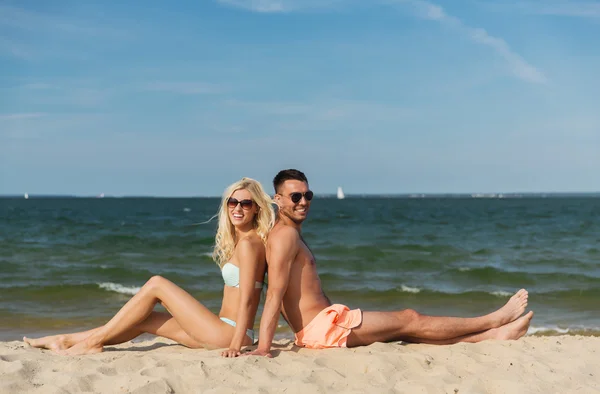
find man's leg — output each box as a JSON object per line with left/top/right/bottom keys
{"left": 346, "top": 289, "right": 529, "bottom": 347}
{"left": 402, "top": 311, "right": 533, "bottom": 345}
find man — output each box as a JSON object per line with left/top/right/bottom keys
{"left": 248, "top": 169, "right": 533, "bottom": 357}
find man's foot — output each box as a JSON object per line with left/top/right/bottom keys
{"left": 23, "top": 335, "right": 70, "bottom": 352}
{"left": 57, "top": 338, "right": 103, "bottom": 356}
{"left": 491, "top": 311, "right": 534, "bottom": 340}
{"left": 492, "top": 289, "right": 528, "bottom": 327}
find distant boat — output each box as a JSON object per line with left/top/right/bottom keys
{"left": 97, "top": 193, "right": 105, "bottom": 198}
{"left": 24, "top": 193, "right": 29, "bottom": 199}
{"left": 337, "top": 187, "right": 345, "bottom": 200}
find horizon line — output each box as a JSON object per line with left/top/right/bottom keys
{"left": 2, "top": 191, "right": 600, "bottom": 199}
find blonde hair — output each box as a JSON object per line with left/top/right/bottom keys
{"left": 212, "top": 178, "right": 275, "bottom": 268}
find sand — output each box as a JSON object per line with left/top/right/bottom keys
{"left": 1, "top": 336, "right": 598, "bottom": 393}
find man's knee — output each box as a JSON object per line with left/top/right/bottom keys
{"left": 395, "top": 309, "right": 423, "bottom": 334}
{"left": 397, "top": 308, "right": 421, "bottom": 321}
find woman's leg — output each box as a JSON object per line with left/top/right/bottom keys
{"left": 25, "top": 329, "right": 97, "bottom": 351}
{"left": 104, "top": 311, "right": 207, "bottom": 348}
{"left": 58, "top": 276, "right": 244, "bottom": 355}
{"left": 24, "top": 296, "right": 199, "bottom": 351}
{"left": 25, "top": 311, "right": 206, "bottom": 351}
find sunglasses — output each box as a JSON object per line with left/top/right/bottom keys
{"left": 227, "top": 198, "right": 254, "bottom": 210}
{"left": 285, "top": 191, "right": 314, "bottom": 203}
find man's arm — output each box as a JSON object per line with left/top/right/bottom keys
{"left": 247, "top": 227, "right": 298, "bottom": 357}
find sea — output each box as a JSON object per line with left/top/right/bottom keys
{"left": 1, "top": 195, "right": 599, "bottom": 341}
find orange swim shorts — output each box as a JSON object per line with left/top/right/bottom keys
{"left": 294, "top": 304, "right": 362, "bottom": 349}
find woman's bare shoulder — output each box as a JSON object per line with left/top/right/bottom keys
{"left": 236, "top": 233, "right": 265, "bottom": 255}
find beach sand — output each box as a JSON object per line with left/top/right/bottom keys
{"left": 1, "top": 336, "right": 598, "bottom": 393}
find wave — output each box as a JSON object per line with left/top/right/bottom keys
{"left": 473, "top": 248, "right": 493, "bottom": 255}
{"left": 528, "top": 325, "right": 570, "bottom": 335}
{"left": 490, "top": 291, "right": 512, "bottom": 297}
{"left": 329, "top": 287, "right": 600, "bottom": 303}
{"left": 0, "top": 260, "right": 22, "bottom": 274}
{"left": 528, "top": 326, "right": 600, "bottom": 337}
{"left": 84, "top": 234, "right": 215, "bottom": 250}
{"left": 443, "top": 266, "right": 600, "bottom": 286}
{"left": 0, "top": 282, "right": 224, "bottom": 304}
{"left": 98, "top": 282, "right": 141, "bottom": 295}
{"left": 399, "top": 285, "right": 421, "bottom": 294}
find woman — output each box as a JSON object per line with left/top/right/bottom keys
{"left": 24, "top": 178, "right": 274, "bottom": 357}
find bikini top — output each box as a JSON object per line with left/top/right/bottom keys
{"left": 222, "top": 263, "right": 263, "bottom": 289}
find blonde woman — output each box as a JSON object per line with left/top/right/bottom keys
{"left": 24, "top": 178, "right": 274, "bottom": 357}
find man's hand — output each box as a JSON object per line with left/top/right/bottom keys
{"left": 221, "top": 348, "right": 241, "bottom": 358}
{"left": 242, "top": 349, "right": 273, "bottom": 358}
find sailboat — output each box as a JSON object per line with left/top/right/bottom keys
{"left": 336, "top": 187, "right": 345, "bottom": 200}
{"left": 24, "top": 193, "right": 29, "bottom": 199}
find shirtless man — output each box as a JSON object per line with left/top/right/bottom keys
{"left": 248, "top": 169, "right": 533, "bottom": 357}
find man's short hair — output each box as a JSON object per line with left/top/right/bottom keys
{"left": 273, "top": 169, "right": 308, "bottom": 193}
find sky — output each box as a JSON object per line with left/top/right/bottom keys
{"left": 1, "top": 0, "right": 599, "bottom": 196}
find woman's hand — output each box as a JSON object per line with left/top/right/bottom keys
{"left": 221, "top": 348, "right": 242, "bottom": 358}
{"left": 242, "top": 349, "right": 273, "bottom": 358}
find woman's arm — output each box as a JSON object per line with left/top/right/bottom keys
{"left": 221, "top": 238, "right": 263, "bottom": 357}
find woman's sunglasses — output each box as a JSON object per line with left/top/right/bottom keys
{"left": 286, "top": 191, "right": 314, "bottom": 203}
{"left": 227, "top": 198, "right": 254, "bottom": 210}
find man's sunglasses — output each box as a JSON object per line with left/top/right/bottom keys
{"left": 285, "top": 191, "right": 314, "bottom": 203}
{"left": 227, "top": 198, "right": 254, "bottom": 210}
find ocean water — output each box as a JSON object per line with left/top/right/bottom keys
{"left": 1, "top": 196, "right": 599, "bottom": 341}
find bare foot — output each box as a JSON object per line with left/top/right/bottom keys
{"left": 491, "top": 311, "right": 534, "bottom": 340}
{"left": 57, "top": 338, "right": 103, "bottom": 356}
{"left": 23, "top": 335, "right": 70, "bottom": 352}
{"left": 492, "top": 289, "right": 528, "bottom": 327}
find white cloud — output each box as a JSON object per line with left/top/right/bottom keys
{"left": 143, "top": 82, "right": 223, "bottom": 95}
{"left": 481, "top": 1, "right": 600, "bottom": 18}
{"left": 0, "top": 113, "right": 45, "bottom": 120}
{"left": 0, "top": 5, "right": 129, "bottom": 37}
{"left": 216, "top": 0, "right": 345, "bottom": 13}
{"left": 21, "top": 83, "right": 55, "bottom": 90}
{"left": 5, "top": 82, "right": 112, "bottom": 108}
{"left": 224, "top": 99, "right": 312, "bottom": 115}
{"left": 401, "top": 0, "right": 547, "bottom": 84}
{"left": 215, "top": 0, "right": 547, "bottom": 84}
{"left": 222, "top": 98, "right": 414, "bottom": 133}
{"left": 0, "top": 37, "right": 31, "bottom": 59}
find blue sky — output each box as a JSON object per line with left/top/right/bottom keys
{"left": 1, "top": 0, "right": 598, "bottom": 196}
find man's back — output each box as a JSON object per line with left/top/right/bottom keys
{"left": 267, "top": 222, "right": 331, "bottom": 333}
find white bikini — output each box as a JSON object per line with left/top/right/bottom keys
{"left": 221, "top": 263, "right": 263, "bottom": 289}
{"left": 219, "top": 263, "right": 263, "bottom": 342}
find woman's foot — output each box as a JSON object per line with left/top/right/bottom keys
{"left": 57, "top": 337, "right": 103, "bottom": 356}
{"left": 23, "top": 335, "right": 70, "bottom": 351}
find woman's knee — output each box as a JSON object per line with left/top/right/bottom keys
{"left": 186, "top": 341, "right": 205, "bottom": 350}
{"left": 144, "top": 275, "right": 169, "bottom": 291}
